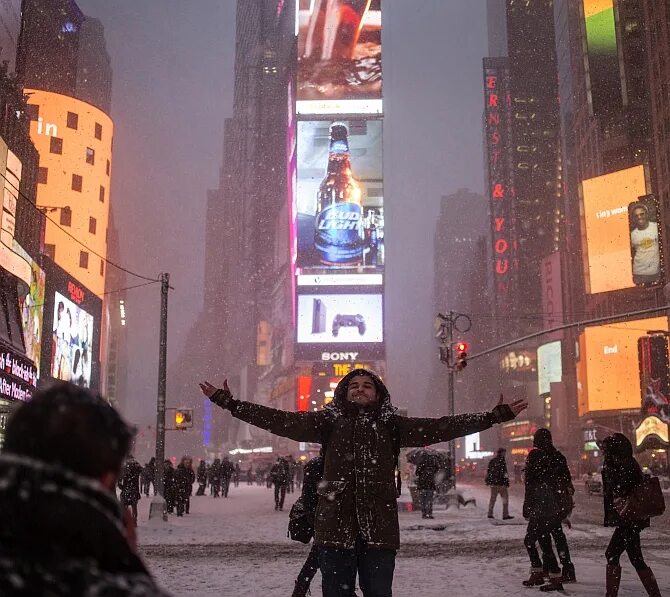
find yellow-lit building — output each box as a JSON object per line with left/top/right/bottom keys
{"left": 26, "top": 89, "right": 113, "bottom": 298}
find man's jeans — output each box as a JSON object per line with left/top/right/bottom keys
{"left": 419, "top": 489, "right": 434, "bottom": 517}
{"left": 487, "top": 485, "right": 509, "bottom": 517}
{"left": 319, "top": 538, "right": 396, "bottom": 597}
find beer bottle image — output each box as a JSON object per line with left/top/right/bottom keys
{"left": 314, "top": 123, "right": 364, "bottom": 265}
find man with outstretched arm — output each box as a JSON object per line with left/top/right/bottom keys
{"left": 200, "top": 368, "right": 526, "bottom": 597}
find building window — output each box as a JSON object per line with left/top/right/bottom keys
{"left": 38, "top": 167, "right": 48, "bottom": 184}
{"left": 89, "top": 217, "right": 97, "bottom": 234}
{"left": 59, "top": 207, "right": 72, "bottom": 226}
{"left": 44, "top": 244, "right": 55, "bottom": 260}
{"left": 106, "top": 159, "right": 111, "bottom": 176}
{"left": 50, "top": 136, "right": 63, "bottom": 154}
{"left": 26, "top": 104, "right": 39, "bottom": 121}
{"left": 66, "top": 111, "right": 79, "bottom": 129}
{"left": 100, "top": 259, "right": 104, "bottom": 276}
{"left": 94, "top": 122, "right": 102, "bottom": 140}
{"left": 79, "top": 251, "right": 89, "bottom": 269}
{"left": 99, "top": 185, "right": 105, "bottom": 202}
{"left": 86, "top": 147, "right": 95, "bottom": 165}
{"left": 72, "top": 174, "right": 83, "bottom": 192}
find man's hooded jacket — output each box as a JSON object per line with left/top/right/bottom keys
{"left": 211, "top": 368, "right": 515, "bottom": 549}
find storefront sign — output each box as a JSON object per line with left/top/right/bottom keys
{"left": 0, "top": 347, "right": 37, "bottom": 402}
{"left": 635, "top": 415, "right": 670, "bottom": 451}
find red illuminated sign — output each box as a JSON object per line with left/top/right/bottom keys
{"left": 484, "top": 58, "right": 516, "bottom": 307}
{"left": 297, "top": 375, "right": 311, "bottom": 412}
{"left": 67, "top": 281, "right": 85, "bottom": 305}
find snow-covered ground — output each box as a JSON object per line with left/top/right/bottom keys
{"left": 137, "top": 483, "right": 670, "bottom": 596}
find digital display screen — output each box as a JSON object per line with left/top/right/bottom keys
{"left": 296, "top": 119, "right": 383, "bottom": 274}
{"left": 581, "top": 165, "right": 649, "bottom": 293}
{"left": 51, "top": 291, "right": 94, "bottom": 387}
{"left": 19, "top": 261, "right": 45, "bottom": 377}
{"left": 297, "top": 293, "right": 383, "bottom": 343}
{"left": 577, "top": 317, "right": 668, "bottom": 415}
{"left": 297, "top": 0, "right": 382, "bottom": 115}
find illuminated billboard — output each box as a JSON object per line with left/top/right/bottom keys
{"left": 296, "top": 119, "right": 383, "bottom": 276}
{"left": 297, "top": 293, "right": 383, "bottom": 343}
{"left": 297, "top": 0, "right": 382, "bottom": 115}
{"left": 583, "top": 0, "right": 622, "bottom": 117}
{"left": 581, "top": 165, "right": 652, "bottom": 293}
{"left": 19, "top": 261, "right": 45, "bottom": 378}
{"left": 51, "top": 291, "right": 94, "bottom": 387}
{"left": 577, "top": 317, "right": 668, "bottom": 415}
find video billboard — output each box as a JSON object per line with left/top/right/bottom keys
{"left": 19, "top": 261, "right": 45, "bottom": 378}
{"left": 296, "top": 119, "right": 383, "bottom": 278}
{"left": 297, "top": 293, "right": 383, "bottom": 344}
{"left": 581, "top": 165, "right": 654, "bottom": 293}
{"left": 297, "top": 0, "right": 382, "bottom": 115}
{"left": 51, "top": 291, "right": 94, "bottom": 387}
{"left": 577, "top": 317, "right": 668, "bottom": 416}
{"left": 583, "top": 0, "right": 623, "bottom": 117}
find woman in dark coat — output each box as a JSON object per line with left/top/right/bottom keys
{"left": 163, "top": 459, "right": 175, "bottom": 513}
{"left": 601, "top": 433, "right": 661, "bottom": 596}
{"left": 118, "top": 455, "right": 143, "bottom": 525}
{"left": 173, "top": 456, "right": 195, "bottom": 516}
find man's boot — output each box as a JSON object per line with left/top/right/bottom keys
{"left": 637, "top": 567, "right": 662, "bottom": 597}
{"left": 539, "top": 572, "right": 564, "bottom": 592}
{"left": 522, "top": 567, "right": 545, "bottom": 587}
{"left": 562, "top": 562, "right": 576, "bottom": 583}
{"left": 606, "top": 564, "right": 622, "bottom": 597}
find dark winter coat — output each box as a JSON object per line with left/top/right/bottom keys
{"left": 163, "top": 462, "right": 175, "bottom": 502}
{"left": 173, "top": 464, "right": 195, "bottom": 500}
{"left": 119, "top": 458, "right": 143, "bottom": 506}
{"left": 302, "top": 456, "right": 324, "bottom": 515}
{"left": 270, "top": 460, "right": 289, "bottom": 485}
{"left": 523, "top": 437, "right": 573, "bottom": 521}
{"left": 485, "top": 455, "right": 510, "bottom": 487}
{"left": 211, "top": 368, "right": 516, "bottom": 550}
{"left": 144, "top": 458, "right": 156, "bottom": 482}
{"left": 414, "top": 457, "right": 441, "bottom": 491}
{"left": 196, "top": 461, "right": 207, "bottom": 484}
{"left": 209, "top": 460, "right": 222, "bottom": 483}
{"left": 220, "top": 459, "right": 235, "bottom": 480}
{"left": 601, "top": 433, "right": 649, "bottom": 529}
{"left": 0, "top": 453, "right": 170, "bottom": 596}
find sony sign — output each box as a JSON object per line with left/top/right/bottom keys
{"left": 321, "top": 352, "right": 359, "bottom": 362}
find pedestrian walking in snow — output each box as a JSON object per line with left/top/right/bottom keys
{"left": 119, "top": 454, "right": 143, "bottom": 525}
{"left": 174, "top": 456, "right": 195, "bottom": 516}
{"left": 163, "top": 459, "right": 176, "bottom": 513}
{"left": 233, "top": 462, "right": 241, "bottom": 487}
{"left": 295, "top": 460, "right": 304, "bottom": 489}
{"left": 522, "top": 428, "right": 575, "bottom": 592}
{"left": 270, "top": 457, "right": 289, "bottom": 510}
{"left": 220, "top": 456, "right": 235, "bottom": 498}
{"left": 600, "top": 433, "right": 662, "bottom": 596}
{"left": 287, "top": 454, "right": 297, "bottom": 493}
{"left": 246, "top": 465, "right": 253, "bottom": 485}
{"left": 142, "top": 457, "right": 156, "bottom": 496}
{"left": 414, "top": 453, "right": 441, "bottom": 519}
{"left": 200, "top": 368, "right": 526, "bottom": 596}
{"left": 0, "top": 382, "right": 170, "bottom": 596}
{"left": 196, "top": 459, "right": 208, "bottom": 495}
{"left": 209, "top": 458, "right": 222, "bottom": 497}
{"left": 485, "top": 448, "right": 513, "bottom": 520}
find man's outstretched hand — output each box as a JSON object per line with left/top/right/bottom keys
{"left": 491, "top": 393, "right": 527, "bottom": 423}
{"left": 199, "top": 380, "right": 232, "bottom": 408}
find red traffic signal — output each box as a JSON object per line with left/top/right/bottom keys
{"left": 455, "top": 342, "right": 468, "bottom": 353}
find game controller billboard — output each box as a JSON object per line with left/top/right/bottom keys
{"left": 296, "top": 293, "right": 383, "bottom": 344}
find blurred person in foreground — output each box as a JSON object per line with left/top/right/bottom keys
{"left": 601, "top": 434, "right": 661, "bottom": 596}
{"left": 0, "top": 382, "right": 169, "bottom": 596}
{"left": 201, "top": 368, "right": 526, "bottom": 597}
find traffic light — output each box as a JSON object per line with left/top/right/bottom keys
{"left": 174, "top": 408, "right": 193, "bottom": 430}
{"left": 454, "top": 341, "right": 468, "bottom": 371}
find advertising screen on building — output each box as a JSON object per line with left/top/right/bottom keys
{"left": 537, "top": 341, "right": 562, "bottom": 395}
{"left": 51, "top": 291, "right": 95, "bottom": 388}
{"left": 19, "top": 261, "right": 45, "bottom": 378}
{"left": 583, "top": 0, "right": 623, "bottom": 117}
{"left": 297, "top": 0, "right": 382, "bottom": 115}
{"left": 296, "top": 119, "right": 383, "bottom": 277}
{"left": 581, "top": 165, "right": 650, "bottom": 293}
{"left": 297, "top": 293, "right": 383, "bottom": 344}
{"left": 577, "top": 317, "right": 668, "bottom": 415}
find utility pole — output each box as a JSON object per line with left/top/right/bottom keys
{"left": 150, "top": 272, "right": 170, "bottom": 521}
{"left": 435, "top": 311, "right": 471, "bottom": 489}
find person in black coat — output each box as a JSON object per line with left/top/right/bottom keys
{"left": 220, "top": 457, "right": 235, "bottom": 498}
{"left": 119, "top": 455, "right": 143, "bottom": 525}
{"left": 196, "top": 459, "right": 208, "bottom": 496}
{"left": 142, "top": 457, "right": 156, "bottom": 496}
{"left": 415, "top": 454, "right": 441, "bottom": 519}
{"left": 173, "top": 456, "right": 195, "bottom": 516}
{"left": 163, "top": 460, "right": 175, "bottom": 513}
{"left": 269, "top": 457, "right": 289, "bottom": 510}
{"left": 485, "top": 448, "right": 512, "bottom": 520}
{"left": 209, "top": 458, "right": 222, "bottom": 497}
{"left": 600, "top": 433, "right": 661, "bottom": 596}
{"left": 522, "top": 428, "right": 574, "bottom": 592}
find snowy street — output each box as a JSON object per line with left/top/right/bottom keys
{"left": 137, "top": 483, "right": 670, "bottom": 596}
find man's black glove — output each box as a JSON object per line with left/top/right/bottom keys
{"left": 491, "top": 403, "right": 515, "bottom": 424}
{"left": 210, "top": 388, "right": 233, "bottom": 409}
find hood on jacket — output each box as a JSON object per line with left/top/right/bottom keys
{"left": 600, "top": 433, "right": 633, "bottom": 459}
{"left": 329, "top": 368, "right": 396, "bottom": 420}
{"left": 533, "top": 428, "right": 554, "bottom": 450}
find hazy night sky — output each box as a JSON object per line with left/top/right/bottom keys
{"left": 74, "top": 1, "right": 488, "bottom": 423}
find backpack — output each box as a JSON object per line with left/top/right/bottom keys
{"left": 287, "top": 418, "right": 402, "bottom": 543}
